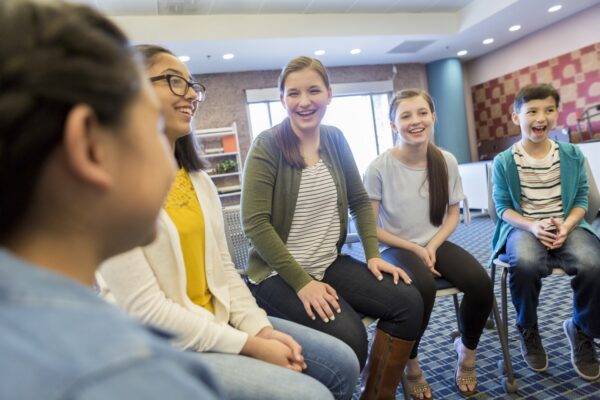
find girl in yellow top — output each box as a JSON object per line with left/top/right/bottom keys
{"left": 98, "top": 45, "right": 359, "bottom": 400}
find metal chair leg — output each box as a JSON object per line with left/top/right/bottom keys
{"left": 491, "top": 296, "right": 518, "bottom": 392}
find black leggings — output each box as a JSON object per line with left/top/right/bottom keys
{"left": 382, "top": 241, "right": 493, "bottom": 358}
{"left": 249, "top": 255, "right": 423, "bottom": 369}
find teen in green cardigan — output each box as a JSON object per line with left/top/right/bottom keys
{"left": 242, "top": 56, "right": 423, "bottom": 400}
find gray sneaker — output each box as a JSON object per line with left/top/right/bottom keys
{"left": 563, "top": 319, "right": 600, "bottom": 381}
{"left": 516, "top": 324, "right": 548, "bottom": 372}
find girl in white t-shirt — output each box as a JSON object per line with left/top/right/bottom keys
{"left": 364, "top": 89, "right": 493, "bottom": 398}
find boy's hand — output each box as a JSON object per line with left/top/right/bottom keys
{"left": 548, "top": 217, "right": 568, "bottom": 249}
{"left": 532, "top": 218, "right": 568, "bottom": 250}
{"left": 530, "top": 219, "right": 557, "bottom": 245}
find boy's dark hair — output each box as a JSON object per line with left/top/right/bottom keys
{"left": 389, "top": 89, "right": 449, "bottom": 227}
{"left": 135, "top": 44, "right": 208, "bottom": 172}
{"left": 0, "top": 0, "right": 140, "bottom": 238}
{"left": 513, "top": 84, "right": 560, "bottom": 113}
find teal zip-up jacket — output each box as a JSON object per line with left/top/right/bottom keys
{"left": 241, "top": 119, "right": 380, "bottom": 292}
{"left": 491, "top": 141, "right": 595, "bottom": 262}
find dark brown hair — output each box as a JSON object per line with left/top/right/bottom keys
{"left": 513, "top": 83, "right": 560, "bottom": 113}
{"left": 389, "top": 89, "right": 449, "bottom": 226}
{"left": 275, "top": 56, "right": 331, "bottom": 169}
{"left": 0, "top": 0, "right": 140, "bottom": 238}
{"left": 135, "top": 44, "right": 208, "bottom": 172}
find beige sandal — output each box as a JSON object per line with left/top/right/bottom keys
{"left": 405, "top": 372, "right": 433, "bottom": 399}
{"left": 453, "top": 338, "right": 477, "bottom": 396}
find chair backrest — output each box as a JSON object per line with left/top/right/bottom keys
{"left": 221, "top": 205, "right": 251, "bottom": 272}
{"left": 487, "top": 157, "right": 600, "bottom": 225}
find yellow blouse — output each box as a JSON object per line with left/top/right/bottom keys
{"left": 164, "top": 168, "right": 214, "bottom": 314}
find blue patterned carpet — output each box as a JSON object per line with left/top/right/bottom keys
{"left": 344, "top": 215, "right": 600, "bottom": 399}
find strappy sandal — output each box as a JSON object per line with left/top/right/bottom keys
{"left": 405, "top": 372, "right": 433, "bottom": 399}
{"left": 453, "top": 338, "right": 477, "bottom": 396}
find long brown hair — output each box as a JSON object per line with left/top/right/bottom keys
{"left": 389, "top": 89, "right": 449, "bottom": 227}
{"left": 275, "top": 56, "right": 331, "bottom": 169}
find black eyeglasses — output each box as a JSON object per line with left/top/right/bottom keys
{"left": 149, "top": 74, "right": 206, "bottom": 102}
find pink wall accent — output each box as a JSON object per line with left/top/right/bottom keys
{"left": 471, "top": 43, "right": 600, "bottom": 145}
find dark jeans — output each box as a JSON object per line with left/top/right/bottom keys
{"left": 506, "top": 227, "right": 600, "bottom": 338}
{"left": 382, "top": 241, "right": 493, "bottom": 358}
{"left": 249, "top": 255, "right": 423, "bottom": 369}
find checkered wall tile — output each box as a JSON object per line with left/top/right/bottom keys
{"left": 472, "top": 43, "right": 600, "bottom": 144}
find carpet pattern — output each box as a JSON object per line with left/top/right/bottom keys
{"left": 344, "top": 215, "right": 600, "bottom": 399}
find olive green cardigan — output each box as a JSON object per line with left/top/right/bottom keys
{"left": 241, "top": 119, "right": 380, "bottom": 292}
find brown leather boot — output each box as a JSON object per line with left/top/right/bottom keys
{"left": 360, "top": 328, "right": 414, "bottom": 400}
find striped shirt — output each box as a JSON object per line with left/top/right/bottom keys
{"left": 513, "top": 141, "right": 563, "bottom": 222}
{"left": 285, "top": 160, "right": 340, "bottom": 280}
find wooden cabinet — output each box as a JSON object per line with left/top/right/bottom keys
{"left": 194, "top": 123, "right": 242, "bottom": 206}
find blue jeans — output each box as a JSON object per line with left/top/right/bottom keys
{"left": 506, "top": 227, "right": 600, "bottom": 338}
{"left": 196, "top": 317, "right": 359, "bottom": 400}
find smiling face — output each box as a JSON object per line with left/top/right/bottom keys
{"left": 512, "top": 96, "right": 558, "bottom": 145}
{"left": 280, "top": 67, "right": 332, "bottom": 137}
{"left": 147, "top": 53, "right": 199, "bottom": 146}
{"left": 391, "top": 95, "right": 436, "bottom": 147}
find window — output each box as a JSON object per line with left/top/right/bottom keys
{"left": 248, "top": 92, "right": 393, "bottom": 175}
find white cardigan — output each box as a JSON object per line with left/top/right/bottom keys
{"left": 98, "top": 171, "right": 271, "bottom": 354}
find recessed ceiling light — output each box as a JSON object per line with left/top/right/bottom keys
{"left": 222, "top": 53, "right": 235, "bottom": 60}
{"left": 509, "top": 24, "right": 521, "bottom": 32}
{"left": 482, "top": 38, "right": 494, "bottom": 45}
{"left": 457, "top": 50, "right": 468, "bottom": 56}
{"left": 178, "top": 55, "right": 190, "bottom": 62}
{"left": 548, "top": 4, "right": 562, "bottom": 12}
{"left": 350, "top": 48, "right": 361, "bottom": 55}
{"left": 314, "top": 50, "right": 326, "bottom": 56}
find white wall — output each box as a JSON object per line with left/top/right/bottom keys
{"left": 466, "top": 4, "right": 600, "bottom": 86}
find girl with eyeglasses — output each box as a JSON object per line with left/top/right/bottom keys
{"left": 98, "top": 45, "right": 359, "bottom": 400}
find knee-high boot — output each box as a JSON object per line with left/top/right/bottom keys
{"left": 360, "top": 328, "right": 414, "bottom": 400}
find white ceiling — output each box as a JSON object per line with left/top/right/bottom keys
{"left": 74, "top": 0, "right": 600, "bottom": 74}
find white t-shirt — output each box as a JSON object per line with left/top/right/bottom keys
{"left": 364, "top": 149, "right": 464, "bottom": 248}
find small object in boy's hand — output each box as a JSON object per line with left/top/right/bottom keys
{"left": 544, "top": 224, "right": 557, "bottom": 232}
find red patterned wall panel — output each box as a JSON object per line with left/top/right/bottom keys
{"left": 472, "top": 43, "right": 600, "bottom": 149}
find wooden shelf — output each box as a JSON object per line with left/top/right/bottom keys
{"left": 209, "top": 171, "right": 240, "bottom": 178}
{"left": 219, "top": 191, "right": 241, "bottom": 198}
{"left": 197, "top": 123, "right": 241, "bottom": 205}
{"left": 204, "top": 151, "right": 239, "bottom": 158}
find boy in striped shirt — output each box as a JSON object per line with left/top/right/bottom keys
{"left": 491, "top": 84, "right": 600, "bottom": 381}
